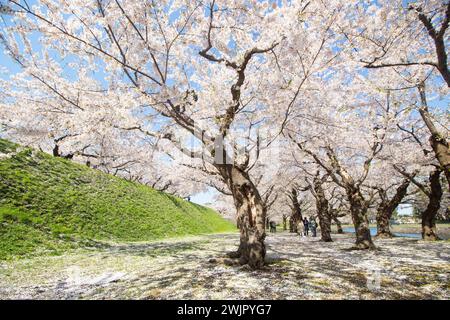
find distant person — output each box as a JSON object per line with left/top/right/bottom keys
{"left": 187, "top": 196, "right": 191, "bottom": 201}
{"left": 303, "top": 217, "right": 309, "bottom": 236}
{"left": 269, "top": 221, "right": 277, "bottom": 233}
{"left": 310, "top": 219, "right": 317, "bottom": 237}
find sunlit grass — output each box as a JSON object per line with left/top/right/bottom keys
{"left": 0, "top": 139, "right": 235, "bottom": 260}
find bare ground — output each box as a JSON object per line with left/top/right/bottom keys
{"left": 0, "top": 232, "right": 448, "bottom": 300}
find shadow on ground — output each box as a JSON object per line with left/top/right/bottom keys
{"left": 0, "top": 232, "right": 448, "bottom": 299}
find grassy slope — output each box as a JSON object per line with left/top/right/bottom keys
{"left": 0, "top": 139, "right": 235, "bottom": 260}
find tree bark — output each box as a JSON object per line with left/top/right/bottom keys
{"left": 289, "top": 216, "right": 294, "bottom": 233}
{"left": 426, "top": 132, "right": 450, "bottom": 189}
{"left": 376, "top": 178, "right": 411, "bottom": 238}
{"left": 290, "top": 216, "right": 298, "bottom": 233}
{"left": 376, "top": 212, "right": 392, "bottom": 238}
{"left": 418, "top": 84, "right": 450, "bottom": 189}
{"left": 313, "top": 176, "right": 332, "bottom": 242}
{"left": 289, "top": 188, "right": 303, "bottom": 234}
{"left": 53, "top": 144, "right": 60, "bottom": 157}
{"left": 347, "top": 188, "right": 375, "bottom": 249}
{"left": 422, "top": 169, "right": 443, "bottom": 241}
{"left": 282, "top": 215, "right": 287, "bottom": 231}
{"left": 217, "top": 164, "right": 266, "bottom": 268}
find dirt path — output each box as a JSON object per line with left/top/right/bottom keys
{"left": 0, "top": 232, "right": 449, "bottom": 299}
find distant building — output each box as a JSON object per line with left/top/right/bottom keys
{"left": 397, "top": 203, "right": 414, "bottom": 216}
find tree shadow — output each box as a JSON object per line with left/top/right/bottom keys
{"left": 4, "top": 232, "right": 448, "bottom": 299}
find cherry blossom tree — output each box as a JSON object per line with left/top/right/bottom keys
{"left": 373, "top": 176, "right": 413, "bottom": 238}
{"left": 1, "top": 0, "right": 300, "bottom": 268}
{"left": 340, "top": 0, "right": 450, "bottom": 187}
{"left": 2, "top": 0, "right": 355, "bottom": 267}
{"left": 285, "top": 76, "right": 399, "bottom": 249}
{"left": 378, "top": 98, "right": 446, "bottom": 240}
{"left": 389, "top": 121, "right": 445, "bottom": 241}
{"left": 2, "top": 0, "right": 448, "bottom": 267}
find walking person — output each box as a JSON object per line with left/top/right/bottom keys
{"left": 303, "top": 217, "right": 309, "bottom": 236}
{"left": 269, "top": 221, "right": 277, "bottom": 233}
{"left": 310, "top": 218, "right": 317, "bottom": 237}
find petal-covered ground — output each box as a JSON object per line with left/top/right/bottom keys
{"left": 0, "top": 232, "right": 448, "bottom": 299}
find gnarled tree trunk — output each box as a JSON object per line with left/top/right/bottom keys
{"left": 289, "top": 216, "right": 294, "bottom": 232}
{"left": 418, "top": 84, "right": 450, "bottom": 189}
{"left": 427, "top": 133, "right": 450, "bottom": 189}
{"left": 313, "top": 176, "right": 332, "bottom": 242}
{"left": 376, "top": 212, "right": 392, "bottom": 238}
{"left": 376, "top": 178, "right": 411, "bottom": 238}
{"left": 347, "top": 189, "right": 375, "bottom": 249}
{"left": 289, "top": 188, "right": 303, "bottom": 234}
{"left": 422, "top": 169, "right": 442, "bottom": 241}
{"left": 53, "top": 144, "right": 60, "bottom": 157}
{"left": 217, "top": 164, "right": 266, "bottom": 269}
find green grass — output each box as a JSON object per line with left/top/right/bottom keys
{"left": 0, "top": 139, "right": 235, "bottom": 260}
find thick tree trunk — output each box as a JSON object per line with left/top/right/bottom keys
{"left": 53, "top": 144, "right": 60, "bottom": 157}
{"left": 376, "top": 211, "right": 393, "bottom": 238}
{"left": 317, "top": 208, "right": 332, "bottom": 242}
{"left": 289, "top": 188, "right": 303, "bottom": 234}
{"left": 347, "top": 189, "right": 375, "bottom": 249}
{"left": 418, "top": 85, "right": 450, "bottom": 189}
{"left": 313, "top": 176, "right": 332, "bottom": 242}
{"left": 282, "top": 215, "right": 287, "bottom": 231}
{"left": 291, "top": 216, "right": 298, "bottom": 233}
{"left": 421, "top": 169, "right": 443, "bottom": 241}
{"left": 217, "top": 164, "right": 266, "bottom": 269}
{"left": 376, "top": 179, "right": 411, "bottom": 238}
{"left": 428, "top": 134, "right": 450, "bottom": 189}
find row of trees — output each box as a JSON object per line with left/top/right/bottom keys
{"left": 0, "top": 0, "right": 448, "bottom": 269}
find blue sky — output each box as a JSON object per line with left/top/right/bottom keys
{"left": 0, "top": 43, "right": 18, "bottom": 79}
{"left": 190, "top": 189, "right": 217, "bottom": 205}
